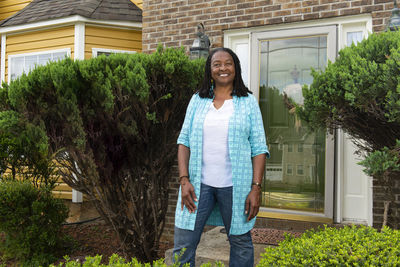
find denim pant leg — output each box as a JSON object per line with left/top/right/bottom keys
{"left": 216, "top": 187, "right": 254, "bottom": 267}
{"left": 173, "top": 184, "right": 216, "bottom": 267}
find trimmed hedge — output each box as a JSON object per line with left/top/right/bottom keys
{"left": 258, "top": 225, "right": 400, "bottom": 266}
{"left": 51, "top": 254, "right": 225, "bottom": 267}
{"left": 0, "top": 180, "right": 70, "bottom": 266}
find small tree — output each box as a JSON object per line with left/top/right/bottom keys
{"left": 3, "top": 47, "right": 204, "bottom": 261}
{"left": 295, "top": 30, "right": 400, "bottom": 228}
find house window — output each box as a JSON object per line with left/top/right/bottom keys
{"left": 9, "top": 49, "right": 70, "bottom": 82}
{"left": 287, "top": 143, "right": 293, "bottom": 152}
{"left": 92, "top": 48, "right": 136, "bottom": 57}
{"left": 298, "top": 143, "right": 304, "bottom": 153}
{"left": 297, "top": 165, "right": 304, "bottom": 176}
{"left": 347, "top": 31, "right": 363, "bottom": 46}
{"left": 286, "top": 164, "right": 293, "bottom": 175}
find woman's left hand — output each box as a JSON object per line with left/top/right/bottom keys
{"left": 245, "top": 186, "right": 261, "bottom": 221}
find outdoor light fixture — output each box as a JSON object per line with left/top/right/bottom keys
{"left": 190, "top": 23, "right": 210, "bottom": 59}
{"left": 387, "top": 0, "right": 400, "bottom": 31}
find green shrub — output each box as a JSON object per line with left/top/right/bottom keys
{"left": 0, "top": 180, "right": 69, "bottom": 266}
{"left": 51, "top": 254, "right": 224, "bottom": 267}
{"left": 258, "top": 225, "right": 400, "bottom": 266}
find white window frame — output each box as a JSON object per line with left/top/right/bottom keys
{"left": 92, "top": 48, "right": 137, "bottom": 58}
{"left": 8, "top": 48, "right": 71, "bottom": 83}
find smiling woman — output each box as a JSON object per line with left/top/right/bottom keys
{"left": 173, "top": 47, "right": 270, "bottom": 267}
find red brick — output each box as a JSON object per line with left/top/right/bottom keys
{"left": 178, "top": 5, "right": 191, "bottom": 12}
{"left": 302, "top": 0, "right": 319, "bottom": 7}
{"left": 273, "top": 10, "right": 291, "bottom": 16}
{"left": 248, "top": 19, "right": 266, "bottom": 26}
{"left": 212, "top": 0, "right": 228, "bottom": 6}
{"left": 303, "top": 13, "right": 319, "bottom": 20}
{"left": 255, "top": 12, "right": 272, "bottom": 19}
{"left": 171, "top": 1, "right": 186, "bottom": 7}
{"left": 361, "top": 4, "right": 384, "bottom": 13}
{"left": 293, "top": 7, "right": 311, "bottom": 14}
{"left": 245, "top": 7, "right": 263, "bottom": 14}
{"left": 178, "top": 16, "right": 194, "bottom": 23}
{"left": 228, "top": 10, "right": 244, "bottom": 16}
{"left": 194, "top": 2, "right": 211, "bottom": 9}
{"left": 204, "top": 7, "right": 219, "bottom": 14}
{"left": 340, "top": 7, "right": 361, "bottom": 16}
{"left": 374, "top": 0, "right": 393, "bottom": 3}
{"left": 213, "top": 12, "right": 227, "bottom": 19}
{"left": 219, "top": 5, "right": 236, "bottom": 11}
{"left": 237, "top": 14, "right": 255, "bottom": 21}
{"left": 266, "top": 17, "right": 284, "bottom": 24}
{"left": 204, "top": 19, "right": 219, "bottom": 25}
{"left": 331, "top": 2, "right": 350, "bottom": 9}
{"left": 263, "top": 5, "right": 281, "bottom": 12}
{"left": 254, "top": 0, "right": 273, "bottom": 7}
{"left": 320, "top": 10, "right": 339, "bottom": 18}
{"left": 219, "top": 17, "right": 236, "bottom": 24}
{"left": 372, "top": 18, "right": 384, "bottom": 25}
{"left": 285, "top": 14, "right": 303, "bottom": 23}
{"left": 195, "top": 14, "right": 211, "bottom": 20}
{"left": 372, "top": 10, "right": 392, "bottom": 18}
{"left": 282, "top": 2, "right": 301, "bottom": 9}
{"left": 188, "top": 10, "right": 202, "bottom": 16}
{"left": 228, "top": 21, "right": 249, "bottom": 29}
{"left": 237, "top": 2, "right": 255, "bottom": 9}
{"left": 312, "top": 5, "right": 330, "bottom": 12}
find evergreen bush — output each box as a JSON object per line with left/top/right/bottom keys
{"left": 1, "top": 46, "right": 204, "bottom": 262}
{"left": 0, "top": 180, "right": 69, "bottom": 266}
{"left": 296, "top": 30, "right": 400, "bottom": 228}
{"left": 258, "top": 225, "right": 400, "bottom": 266}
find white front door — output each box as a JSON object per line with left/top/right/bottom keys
{"left": 339, "top": 133, "right": 372, "bottom": 224}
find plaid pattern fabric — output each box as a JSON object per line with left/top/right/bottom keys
{"left": 176, "top": 93, "right": 269, "bottom": 235}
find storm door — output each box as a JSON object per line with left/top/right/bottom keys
{"left": 251, "top": 26, "right": 336, "bottom": 219}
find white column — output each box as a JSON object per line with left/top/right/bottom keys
{"left": 74, "top": 22, "right": 85, "bottom": 60}
{"left": 1, "top": 34, "right": 6, "bottom": 83}
{"left": 72, "top": 22, "right": 85, "bottom": 203}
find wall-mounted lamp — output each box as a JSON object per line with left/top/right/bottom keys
{"left": 190, "top": 23, "right": 210, "bottom": 59}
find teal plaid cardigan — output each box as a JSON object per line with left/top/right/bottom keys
{"left": 176, "top": 93, "right": 269, "bottom": 235}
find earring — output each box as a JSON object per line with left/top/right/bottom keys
{"left": 209, "top": 79, "right": 214, "bottom": 97}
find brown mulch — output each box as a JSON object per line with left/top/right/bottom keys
{"left": 1, "top": 221, "right": 303, "bottom": 266}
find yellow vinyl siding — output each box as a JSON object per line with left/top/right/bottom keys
{"left": 0, "top": 0, "right": 32, "bottom": 21}
{"left": 130, "top": 0, "right": 142, "bottom": 9}
{"left": 5, "top": 26, "right": 74, "bottom": 82}
{"left": 85, "top": 25, "right": 142, "bottom": 59}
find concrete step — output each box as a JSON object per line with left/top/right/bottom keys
{"left": 165, "top": 226, "right": 269, "bottom": 266}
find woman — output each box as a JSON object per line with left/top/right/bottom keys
{"left": 173, "top": 47, "right": 269, "bottom": 267}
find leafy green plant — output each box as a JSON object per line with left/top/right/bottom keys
{"left": 1, "top": 46, "right": 205, "bottom": 262}
{"left": 258, "top": 225, "right": 400, "bottom": 266}
{"left": 50, "top": 254, "right": 223, "bottom": 267}
{"left": 0, "top": 180, "right": 70, "bottom": 266}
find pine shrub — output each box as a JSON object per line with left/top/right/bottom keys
{"left": 0, "top": 180, "right": 69, "bottom": 266}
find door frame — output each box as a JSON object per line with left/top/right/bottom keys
{"left": 250, "top": 25, "right": 337, "bottom": 221}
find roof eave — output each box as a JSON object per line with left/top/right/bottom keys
{"left": 0, "top": 15, "right": 142, "bottom": 35}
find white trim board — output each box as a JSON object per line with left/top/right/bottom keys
{"left": 0, "top": 15, "right": 141, "bottom": 35}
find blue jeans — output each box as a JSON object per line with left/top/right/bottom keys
{"left": 173, "top": 183, "right": 254, "bottom": 267}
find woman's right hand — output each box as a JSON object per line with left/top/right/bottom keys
{"left": 180, "top": 178, "right": 197, "bottom": 213}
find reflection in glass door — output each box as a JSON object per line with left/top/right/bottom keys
{"left": 259, "top": 36, "right": 327, "bottom": 213}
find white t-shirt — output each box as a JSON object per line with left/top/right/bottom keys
{"left": 201, "top": 99, "right": 234, "bottom": 187}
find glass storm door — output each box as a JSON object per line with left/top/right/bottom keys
{"left": 251, "top": 26, "right": 336, "bottom": 218}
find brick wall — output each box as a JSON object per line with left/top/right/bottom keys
{"left": 145, "top": 0, "right": 397, "bottom": 241}
{"left": 143, "top": 0, "right": 394, "bottom": 53}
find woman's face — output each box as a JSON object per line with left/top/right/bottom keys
{"left": 210, "top": 51, "right": 235, "bottom": 87}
